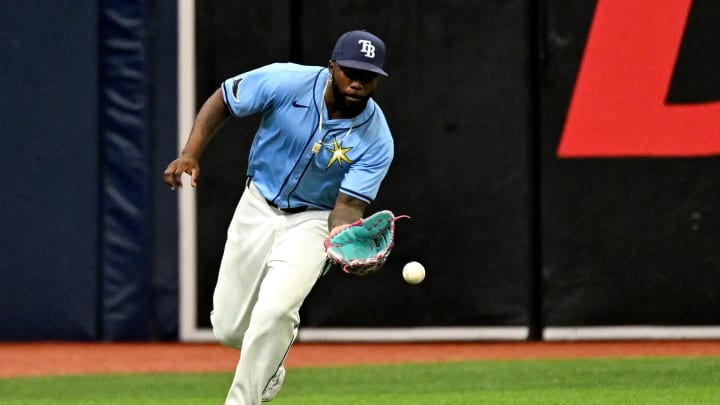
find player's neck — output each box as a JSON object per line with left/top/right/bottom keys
{"left": 326, "top": 100, "right": 352, "bottom": 119}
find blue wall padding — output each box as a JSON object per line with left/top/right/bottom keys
{"left": 0, "top": 2, "right": 100, "bottom": 340}
{"left": 147, "top": 0, "right": 180, "bottom": 340}
{"left": 99, "top": 1, "right": 153, "bottom": 340}
{"left": 1, "top": 1, "right": 178, "bottom": 341}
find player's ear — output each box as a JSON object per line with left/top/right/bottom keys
{"left": 327, "top": 61, "right": 336, "bottom": 81}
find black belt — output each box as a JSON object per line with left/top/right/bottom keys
{"left": 265, "top": 199, "right": 308, "bottom": 214}
{"left": 247, "top": 177, "right": 309, "bottom": 213}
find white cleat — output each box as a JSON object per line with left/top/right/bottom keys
{"left": 261, "top": 366, "right": 285, "bottom": 402}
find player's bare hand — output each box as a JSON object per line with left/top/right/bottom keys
{"left": 163, "top": 156, "right": 199, "bottom": 190}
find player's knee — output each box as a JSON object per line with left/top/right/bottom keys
{"left": 210, "top": 312, "right": 245, "bottom": 348}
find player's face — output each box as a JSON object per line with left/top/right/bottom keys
{"left": 330, "top": 62, "right": 378, "bottom": 114}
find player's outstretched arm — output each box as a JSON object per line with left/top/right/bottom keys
{"left": 163, "top": 89, "right": 230, "bottom": 190}
{"left": 328, "top": 192, "right": 368, "bottom": 231}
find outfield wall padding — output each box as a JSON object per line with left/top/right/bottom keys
{"left": 540, "top": 0, "right": 720, "bottom": 328}
{"left": 0, "top": 1, "right": 101, "bottom": 340}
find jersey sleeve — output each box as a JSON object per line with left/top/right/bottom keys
{"left": 220, "top": 64, "right": 279, "bottom": 117}
{"left": 340, "top": 140, "right": 394, "bottom": 203}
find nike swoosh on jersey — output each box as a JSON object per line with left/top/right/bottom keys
{"left": 292, "top": 101, "right": 309, "bottom": 108}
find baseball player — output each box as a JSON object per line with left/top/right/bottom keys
{"left": 163, "top": 30, "right": 393, "bottom": 404}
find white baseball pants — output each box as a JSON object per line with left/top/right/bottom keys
{"left": 210, "top": 181, "right": 329, "bottom": 405}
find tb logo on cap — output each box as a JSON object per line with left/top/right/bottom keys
{"left": 358, "top": 40, "right": 376, "bottom": 58}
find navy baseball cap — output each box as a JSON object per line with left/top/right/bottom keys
{"left": 331, "top": 30, "right": 388, "bottom": 77}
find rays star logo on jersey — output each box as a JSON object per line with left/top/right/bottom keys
{"left": 325, "top": 138, "right": 353, "bottom": 169}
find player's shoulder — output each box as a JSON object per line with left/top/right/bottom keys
{"left": 358, "top": 100, "right": 393, "bottom": 153}
{"left": 365, "top": 100, "right": 391, "bottom": 133}
{"left": 253, "top": 63, "right": 324, "bottom": 96}
{"left": 259, "top": 62, "right": 324, "bottom": 78}
{"left": 369, "top": 100, "right": 388, "bottom": 123}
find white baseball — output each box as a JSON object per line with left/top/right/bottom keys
{"left": 402, "top": 261, "right": 425, "bottom": 285}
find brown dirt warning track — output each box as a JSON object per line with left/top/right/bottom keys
{"left": 2, "top": 341, "right": 720, "bottom": 377}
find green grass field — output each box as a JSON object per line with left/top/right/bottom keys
{"left": 1, "top": 357, "right": 719, "bottom": 404}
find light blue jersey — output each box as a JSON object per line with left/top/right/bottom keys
{"left": 220, "top": 63, "right": 394, "bottom": 210}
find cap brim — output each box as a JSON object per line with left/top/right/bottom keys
{"left": 335, "top": 60, "right": 388, "bottom": 77}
